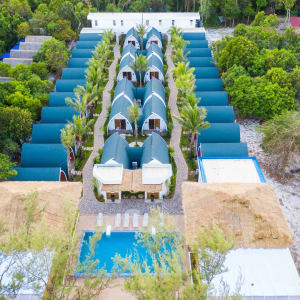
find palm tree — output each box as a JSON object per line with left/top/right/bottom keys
{"left": 171, "top": 61, "right": 194, "bottom": 79}
{"left": 69, "top": 115, "right": 94, "bottom": 159}
{"left": 60, "top": 124, "right": 75, "bottom": 179}
{"left": 167, "top": 26, "right": 182, "bottom": 39}
{"left": 136, "top": 24, "right": 147, "bottom": 50}
{"left": 129, "top": 102, "right": 140, "bottom": 145}
{"left": 175, "top": 73, "right": 196, "bottom": 100}
{"left": 185, "top": 93, "right": 200, "bottom": 106}
{"left": 131, "top": 55, "right": 149, "bottom": 87}
{"left": 174, "top": 104, "right": 210, "bottom": 158}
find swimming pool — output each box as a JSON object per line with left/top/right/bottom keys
{"left": 75, "top": 231, "right": 171, "bottom": 277}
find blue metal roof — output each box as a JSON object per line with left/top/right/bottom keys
{"left": 147, "top": 55, "right": 164, "bottom": 74}
{"left": 79, "top": 33, "right": 102, "bottom": 41}
{"left": 76, "top": 41, "right": 100, "bottom": 49}
{"left": 49, "top": 92, "right": 75, "bottom": 107}
{"left": 109, "top": 96, "right": 132, "bottom": 122}
{"left": 32, "top": 123, "right": 66, "bottom": 144}
{"left": 125, "top": 28, "right": 139, "bottom": 42}
{"left": 197, "top": 123, "right": 241, "bottom": 146}
{"left": 185, "top": 48, "right": 212, "bottom": 57}
{"left": 122, "top": 44, "right": 137, "bottom": 57}
{"left": 21, "top": 144, "right": 68, "bottom": 176}
{"left": 61, "top": 68, "right": 86, "bottom": 80}
{"left": 119, "top": 55, "right": 135, "bottom": 71}
{"left": 187, "top": 57, "right": 215, "bottom": 67}
{"left": 71, "top": 49, "right": 93, "bottom": 58}
{"left": 143, "top": 78, "right": 165, "bottom": 103}
{"left": 113, "top": 78, "right": 135, "bottom": 101}
{"left": 11, "top": 167, "right": 62, "bottom": 181}
{"left": 200, "top": 143, "right": 249, "bottom": 157}
{"left": 183, "top": 32, "right": 206, "bottom": 40}
{"left": 203, "top": 106, "right": 234, "bottom": 123}
{"left": 41, "top": 107, "right": 79, "bottom": 123}
{"left": 146, "top": 27, "right": 162, "bottom": 41}
{"left": 56, "top": 79, "right": 86, "bottom": 92}
{"left": 193, "top": 67, "right": 219, "bottom": 79}
{"left": 142, "top": 95, "right": 167, "bottom": 125}
{"left": 186, "top": 40, "right": 209, "bottom": 48}
{"left": 146, "top": 43, "right": 163, "bottom": 60}
{"left": 101, "top": 133, "right": 130, "bottom": 169}
{"left": 196, "top": 91, "right": 228, "bottom": 106}
{"left": 67, "top": 58, "right": 90, "bottom": 68}
{"left": 141, "top": 132, "right": 169, "bottom": 165}
{"left": 195, "top": 79, "right": 223, "bottom": 91}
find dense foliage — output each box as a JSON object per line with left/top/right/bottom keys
{"left": 212, "top": 13, "right": 299, "bottom": 119}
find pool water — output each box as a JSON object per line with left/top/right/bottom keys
{"left": 76, "top": 231, "right": 160, "bottom": 276}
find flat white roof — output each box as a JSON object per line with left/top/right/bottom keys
{"left": 210, "top": 248, "right": 300, "bottom": 296}
{"left": 199, "top": 158, "right": 264, "bottom": 183}
{"left": 93, "top": 164, "right": 123, "bottom": 184}
{"left": 142, "top": 163, "right": 172, "bottom": 184}
{"left": 88, "top": 12, "right": 200, "bottom": 18}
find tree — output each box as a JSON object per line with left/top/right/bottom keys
{"left": 256, "top": 0, "right": 267, "bottom": 11}
{"left": 131, "top": 54, "right": 149, "bottom": 87}
{"left": 129, "top": 102, "right": 140, "bottom": 145}
{"left": 29, "top": 62, "right": 49, "bottom": 80}
{"left": 60, "top": 124, "right": 75, "bottom": 179}
{"left": 0, "top": 63, "right": 12, "bottom": 77}
{"left": 167, "top": 26, "right": 182, "bottom": 38}
{"left": 171, "top": 61, "right": 194, "bottom": 80}
{"left": 136, "top": 23, "right": 147, "bottom": 50}
{"left": 0, "top": 107, "right": 32, "bottom": 144}
{"left": 0, "top": 153, "right": 17, "bottom": 181}
{"left": 280, "top": 0, "right": 296, "bottom": 26}
{"left": 174, "top": 104, "right": 210, "bottom": 158}
{"left": 175, "top": 72, "right": 196, "bottom": 101}
{"left": 33, "top": 38, "right": 69, "bottom": 75}
{"left": 257, "top": 111, "right": 300, "bottom": 171}
{"left": 17, "top": 22, "right": 31, "bottom": 39}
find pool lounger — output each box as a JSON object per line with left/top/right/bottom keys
{"left": 142, "top": 213, "right": 149, "bottom": 227}
{"left": 106, "top": 225, "right": 111, "bottom": 236}
{"left": 133, "top": 214, "right": 139, "bottom": 228}
{"left": 115, "top": 213, "right": 121, "bottom": 228}
{"left": 124, "top": 213, "right": 129, "bottom": 228}
{"left": 97, "top": 213, "right": 103, "bottom": 227}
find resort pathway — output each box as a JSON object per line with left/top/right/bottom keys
{"left": 162, "top": 45, "right": 188, "bottom": 214}
{"left": 80, "top": 44, "right": 121, "bottom": 210}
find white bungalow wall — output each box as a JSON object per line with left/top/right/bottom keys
{"left": 144, "top": 93, "right": 165, "bottom": 107}
{"left": 107, "top": 113, "right": 133, "bottom": 132}
{"left": 146, "top": 36, "right": 162, "bottom": 49}
{"left": 144, "top": 67, "right": 164, "bottom": 83}
{"left": 117, "top": 66, "right": 137, "bottom": 82}
{"left": 124, "top": 35, "right": 140, "bottom": 49}
{"left": 142, "top": 113, "right": 167, "bottom": 132}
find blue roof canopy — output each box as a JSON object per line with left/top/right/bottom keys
{"left": 146, "top": 44, "right": 163, "bottom": 60}
{"left": 200, "top": 143, "right": 249, "bottom": 157}
{"left": 79, "top": 33, "right": 102, "bottom": 41}
{"left": 11, "top": 167, "right": 62, "bottom": 181}
{"left": 186, "top": 40, "right": 209, "bottom": 48}
{"left": 32, "top": 124, "right": 66, "bottom": 144}
{"left": 21, "top": 144, "right": 68, "bottom": 176}
{"left": 41, "top": 107, "right": 78, "bottom": 123}
{"left": 56, "top": 79, "right": 86, "bottom": 92}
{"left": 185, "top": 48, "right": 212, "bottom": 57}
{"left": 113, "top": 78, "right": 135, "bottom": 102}
{"left": 67, "top": 58, "right": 90, "bottom": 68}
{"left": 49, "top": 92, "right": 75, "bottom": 107}
{"left": 196, "top": 91, "right": 228, "bottom": 106}
{"left": 187, "top": 57, "right": 215, "bottom": 67}
{"left": 122, "top": 44, "right": 137, "bottom": 57}
{"left": 143, "top": 78, "right": 165, "bottom": 103}
{"left": 62, "top": 68, "right": 86, "bottom": 80}
{"left": 183, "top": 32, "right": 206, "bottom": 40}
{"left": 142, "top": 95, "right": 166, "bottom": 127}
{"left": 71, "top": 49, "right": 93, "bottom": 58}
{"left": 125, "top": 28, "right": 139, "bottom": 42}
{"left": 146, "top": 27, "right": 162, "bottom": 40}
{"left": 147, "top": 55, "right": 164, "bottom": 74}
{"left": 195, "top": 79, "right": 223, "bottom": 91}
{"left": 76, "top": 41, "right": 100, "bottom": 49}
{"left": 197, "top": 123, "right": 241, "bottom": 146}
{"left": 119, "top": 55, "right": 135, "bottom": 71}
{"left": 203, "top": 106, "right": 234, "bottom": 123}
{"left": 193, "top": 67, "right": 219, "bottom": 79}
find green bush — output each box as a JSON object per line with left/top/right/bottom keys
{"left": 0, "top": 63, "right": 12, "bottom": 77}
{"left": 30, "top": 62, "right": 49, "bottom": 80}
{"left": 251, "top": 11, "right": 279, "bottom": 27}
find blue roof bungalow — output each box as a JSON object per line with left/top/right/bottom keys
{"left": 124, "top": 27, "right": 140, "bottom": 49}
{"left": 112, "top": 78, "right": 135, "bottom": 104}
{"left": 93, "top": 132, "right": 172, "bottom": 202}
{"left": 41, "top": 107, "right": 79, "bottom": 124}
{"left": 56, "top": 79, "right": 86, "bottom": 92}
{"left": 49, "top": 92, "right": 75, "bottom": 106}
{"left": 107, "top": 96, "right": 133, "bottom": 133}
{"left": 144, "top": 55, "right": 164, "bottom": 83}
{"left": 146, "top": 43, "right": 163, "bottom": 64}
{"left": 117, "top": 55, "right": 137, "bottom": 82}
{"left": 12, "top": 167, "right": 67, "bottom": 181}
{"left": 120, "top": 44, "right": 136, "bottom": 63}
{"left": 145, "top": 27, "right": 162, "bottom": 49}
{"left": 143, "top": 78, "right": 165, "bottom": 106}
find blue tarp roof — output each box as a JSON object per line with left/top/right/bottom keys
{"left": 0, "top": 52, "right": 10, "bottom": 59}
{"left": 113, "top": 78, "right": 135, "bottom": 102}
{"left": 62, "top": 68, "right": 86, "bottom": 80}
{"left": 76, "top": 41, "right": 100, "bottom": 49}
{"left": 71, "top": 49, "right": 94, "bottom": 58}
{"left": 146, "top": 43, "right": 163, "bottom": 61}
{"left": 21, "top": 144, "right": 68, "bottom": 176}
{"left": 67, "top": 58, "right": 90, "bottom": 68}
{"left": 49, "top": 92, "right": 75, "bottom": 107}
{"left": 203, "top": 106, "right": 234, "bottom": 123}
{"left": 185, "top": 48, "right": 212, "bottom": 57}
{"left": 32, "top": 123, "right": 66, "bottom": 144}
{"left": 141, "top": 132, "right": 169, "bottom": 165}
{"left": 200, "top": 143, "right": 249, "bottom": 157}
{"left": 11, "top": 167, "right": 62, "bottom": 181}
{"left": 183, "top": 32, "right": 206, "bottom": 40}
{"left": 109, "top": 95, "right": 132, "bottom": 122}
{"left": 196, "top": 91, "right": 228, "bottom": 106}
{"left": 56, "top": 79, "right": 86, "bottom": 92}
{"left": 143, "top": 78, "right": 165, "bottom": 103}
{"left": 41, "top": 107, "right": 79, "bottom": 123}
{"left": 193, "top": 67, "right": 219, "bottom": 79}
{"left": 79, "top": 33, "right": 102, "bottom": 41}
{"left": 197, "top": 123, "right": 241, "bottom": 146}
{"left": 195, "top": 79, "right": 223, "bottom": 91}
{"left": 187, "top": 57, "right": 215, "bottom": 67}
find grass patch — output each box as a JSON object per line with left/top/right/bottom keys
{"left": 84, "top": 134, "right": 94, "bottom": 147}
{"left": 95, "top": 102, "right": 102, "bottom": 114}
{"left": 166, "top": 147, "right": 177, "bottom": 198}
{"left": 75, "top": 149, "right": 92, "bottom": 171}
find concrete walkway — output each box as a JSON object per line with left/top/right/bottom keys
{"left": 80, "top": 44, "right": 121, "bottom": 211}
{"left": 162, "top": 45, "right": 188, "bottom": 213}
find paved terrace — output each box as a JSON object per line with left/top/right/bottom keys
{"left": 79, "top": 44, "right": 187, "bottom": 215}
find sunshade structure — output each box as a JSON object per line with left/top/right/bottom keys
{"left": 56, "top": 79, "right": 86, "bottom": 92}
{"left": 204, "top": 106, "right": 234, "bottom": 123}
{"left": 199, "top": 142, "right": 249, "bottom": 157}
{"left": 13, "top": 32, "right": 100, "bottom": 181}
{"left": 61, "top": 68, "right": 86, "bottom": 79}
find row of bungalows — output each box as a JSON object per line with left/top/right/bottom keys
{"left": 117, "top": 28, "right": 165, "bottom": 84}
{"left": 11, "top": 33, "right": 103, "bottom": 181}
{"left": 93, "top": 27, "right": 172, "bottom": 202}
{"left": 181, "top": 31, "right": 300, "bottom": 296}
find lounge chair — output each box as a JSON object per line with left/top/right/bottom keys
{"left": 97, "top": 213, "right": 103, "bottom": 227}
{"left": 115, "top": 213, "right": 121, "bottom": 228}
{"left": 124, "top": 213, "right": 129, "bottom": 228}
{"left": 151, "top": 226, "right": 156, "bottom": 235}
{"left": 106, "top": 225, "right": 111, "bottom": 236}
{"left": 133, "top": 213, "right": 139, "bottom": 228}
{"left": 142, "top": 213, "right": 149, "bottom": 227}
